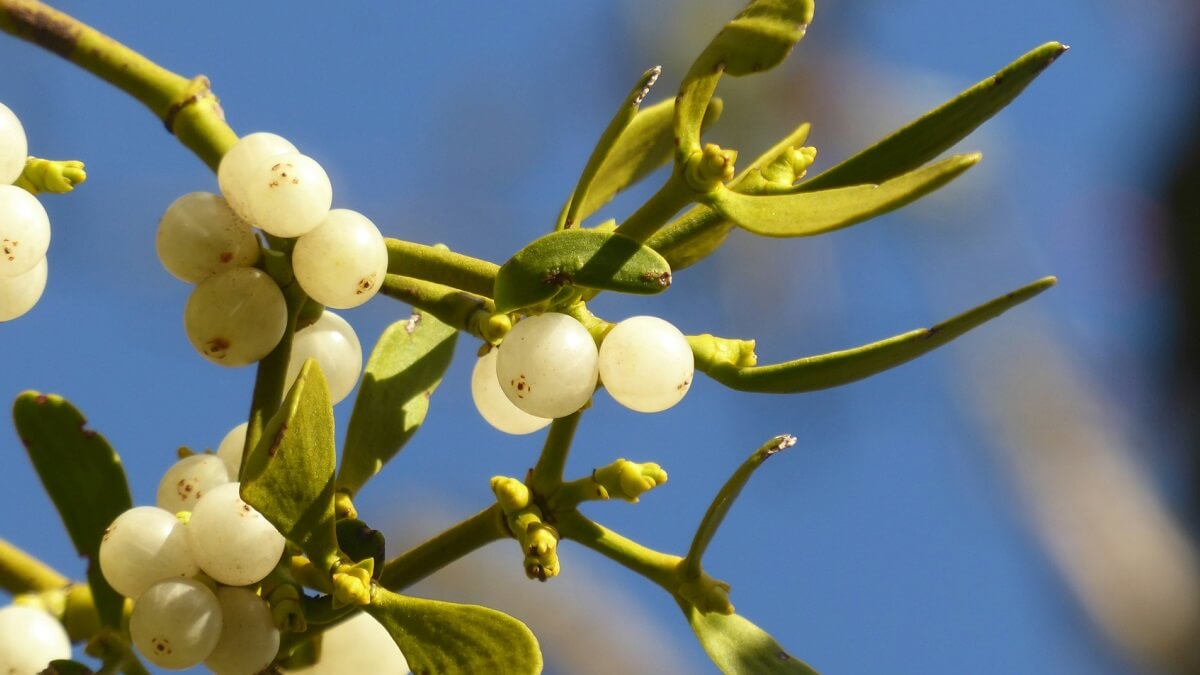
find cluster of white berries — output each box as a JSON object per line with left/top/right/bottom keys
{"left": 160, "top": 132, "right": 385, "bottom": 376}
{"left": 0, "top": 102, "right": 50, "bottom": 322}
{"left": 472, "top": 313, "right": 694, "bottom": 434}
{"left": 96, "top": 424, "right": 286, "bottom": 672}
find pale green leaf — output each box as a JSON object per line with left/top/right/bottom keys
{"left": 241, "top": 359, "right": 339, "bottom": 570}
{"left": 699, "top": 277, "right": 1055, "bottom": 392}
{"left": 366, "top": 587, "right": 543, "bottom": 674}
{"left": 338, "top": 311, "right": 457, "bottom": 495}
{"left": 493, "top": 229, "right": 672, "bottom": 313}
{"left": 682, "top": 603, "right": 819, "bottom": 675}
{"left": 12, "top": 392, "right": 132, "bottom": 629}
{"left": 802, "top": 42, "right": 1068, "bottom": 191}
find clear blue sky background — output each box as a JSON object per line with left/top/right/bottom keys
{"left": 0, "top": 1, "right": 1193, "bottom": 673}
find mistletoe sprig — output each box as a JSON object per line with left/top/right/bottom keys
{"left": 0, "top": 0, "right": 1065, "bottom": 672}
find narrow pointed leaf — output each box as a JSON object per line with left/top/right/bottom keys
{"left": 493, "top": 229, "right": 672, "bottom": 313}
{"left": 677, "top": 0, "right": 814, "bottom": 156}
{"left": 699, "top": 277, "right": 1055, "bottom": 393}
{"left": 12, "top": 392, "right": 132, "bottom": 629}
{"left": 338, "top": 311, "right": 457, "bottom": 495}
{"left": 708, "top": 153, "right": 980, "bottom": 238}
{"left": 559, "top": 66, "right": 663, "bottom": 230}
{"left": 802, "top": 42, "right": 1068, "bottom": 191}
{"left": 565, "top": 98, "right": 723, "bottom": 228}
{"left": 681, "top": 603, "right": 819, "bottom": 675}
{"left": 685, "top": 435, "right": 795, "bottom": 573}
{"left": 241, "top": 359, "right": 339, "bottom": 570}
{"left": 650, "top": 123, "right": 812, "bottom": 269}
{"left": 367, "top": 587, "right": 543, "bottom": 674}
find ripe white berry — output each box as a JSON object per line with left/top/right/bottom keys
{"left": 285, "top": 311, "right": 363, "bottom": 404}
{"left": 242, "top": 152, "right": 332, "bottom": 238}
{"left": 156, "top": 454, "right": 230, "bottom": 514}
{"left": 0, "top": 255, "right": 46, "bottom": 322}
{"left": 184, "top": 267, "right": 287, "bottom": 367}
{"left": 471, "top": 347, "right": 551, "bottom": 435}
{"left": 496, "top": 313, "right": 599, "bottom": 418}
{"left": 218, "top": 132, "right": 297, "bottom": 223}
{"left": 0, "top": 102, "right": 28, "bottom": 185}
{"left": 598, "top": 315, "right": 694, "bottom": 413}
{"left": 129, "top": 578, "right": 223, "bottom": 670}
{"left": 156, "top": 192, "right": 260, "bottom": 283}
{"left": 0, "top": 184, "right": 50, "bottom": 278}
{"left": 99, "top": 506, "right": 199, "bottom": 599}
{"left": 216, "top": 422, "right": 248, "bottom": 479}
{"left": 187, "top": 482, "right": 286, "bottom": 586}
{"left": 286, "top": 612, "right": 408, "bottom": 675}
{"left": 204, "top": 587, "right": 280, "bottom": 675}
{"left": 291, "top": 209, "right": 387, "bottom": 309}
{"left": 0, "top": 605, "right": 71, "bottom": 675}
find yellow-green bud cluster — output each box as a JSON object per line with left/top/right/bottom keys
{"left": 592, "top": 459, "right": 669, "bottom": 503}
{"left": 491, "top": 476, "right": 561, "bottom": 582}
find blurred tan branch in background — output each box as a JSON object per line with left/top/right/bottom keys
{"left": 966, "top": 321, "right": 1200, "bottom": 674}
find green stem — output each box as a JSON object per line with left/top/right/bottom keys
{"left": 612, "top": 172, "right": 694, "bottom": 243}
{"left": 0, "top": 537, "right": 66, "bottom": 593}
{"left": 529, "top": 412, "right": 582, "bottom": 495}
{"left": 244, "top": 281, "right": 307, "bottom": 468}
{"left": 385, "top": 239, "right": 499, "bottom": 299}
{"left": 378, "top": 505, "right": 508, "bottom": 591}
{"left": 554, "top": 509, "right": 680, "bottom": 591}
{"left": 0, "top": 0, "right": 237, "bottom": 169}
{"left": 379, "top": 274, "right": 494, "bottom": 340}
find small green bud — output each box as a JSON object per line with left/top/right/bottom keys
{"left": 684, "top": 143, "right": 738, "bottom": 193}
{"left": 480, "top": 312, "right": 513, "bottom": 344}
{"left": 678, "top": 574, "right": 734, "bottom": 615}
{"left": 334, "top": 490, "right": 358, "bottom": 520}
{"left": 14, "top": 157, "right": 87, "bottom": 195}
{"left": 594, "top": 459, "right": 669, "bottom": 503}
{"left": 491, "top": 475, "right": 532, "bottom": 513}
{"left": 761, "top": 145, "right": 817, "bottom": 186}
{"left": 331, "top": 559, "right": 374, "bottom": 608}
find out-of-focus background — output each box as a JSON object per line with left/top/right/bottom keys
{"left": 2, "top": 1, "right": 1198, "bottom": 673}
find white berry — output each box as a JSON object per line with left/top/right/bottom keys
{"left": 0, "top": 184, "right": 50, "bottom": 278}
{"left": 99, "top": 506, "right": 198, "bottom": 599}
{"left": 0, "top": 605, "right": 71, "bottom": 675}
{"left": 187, "top": 482, "right": 285, "bottom": 586}
{"left": 285, "top": 310, "right": 363, "bottom": 405}
{"left": 204, "top": 587, "right": 280, "bottom": 675}
{"left": 156, "top": 454, "right": 230, "bottom": 514}
{"left": 156, "top": 192, "right": 260, "bottom": 283}
{"left": 291, "top": 209, "right": 387, "bottom": 309}
{"left": 0, "top": 255, "right": 46, "bottom": 322}
{"left": 184, "top": 267, "right": 287, "bottom": 367}
{"left": 129, "top": 578, "right": 223, "bottom": 670}
{"left": 216, "top": 422, "right": 248, "bottom": 479}
{"left": 0, "top": 102, "right": 28, "bottom": 185}
{"left": 243, "top": 152, "right": 332, "bottom": 238}
{"left": 471, "top": 347, "right": 551, "bottom": 435}
{"left": 496, "top": 313, "right": 598, "bottom": 418}
{"left": 286, "top": 612, "right": 408, "bottom": 675}
{"left": 598, "top": 315, "right": 694, "bottom": 413}
{"left": 218, "top": 132, "right": 297, "bottom": 224}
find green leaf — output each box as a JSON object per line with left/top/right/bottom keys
{"left": 241, "top": 359, "right": 340, "bottom": 570}
{"left": 12, "top": 392, "right": 132, "bottom": 629}
{"left": 338, "top": 311, "right": 457, "bottom": 495}
{"left": 366, "top": 587, "right": 543, "bottom": 675}
{"left": 699, "top": 277, "right": 1055, "bottom": 393}
{"left": 40, "top": 660, "right": 97, "bottom": 675}
{"left": 801, "top": 42, "right": 1068, "bottom": 192}
{"left": 493, "top": 229, "right": 672, "bottom": 313}
{"left": 677, "top": 0, "right": 815, "bottom": 156}
{"left": 649, "top": 123, "right": 812, "bottom": 269}
{"left": 681, "top": 603, "right": 819, "bottom": 675}
{"left": 563, "top": 97, "right": 724, "bottom": 228}
{"left": 685, "top": 435, "right": 795, "bottom": 572}
{"left": 707, "top": 153, "right": 980, "bottom": 238}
